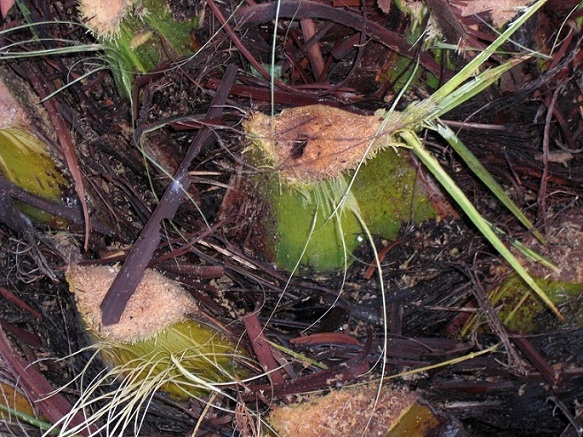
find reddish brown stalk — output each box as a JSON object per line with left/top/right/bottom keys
{"left": 0, "top": 286, "right": 42, "bottom": 319}
{"left": 363, "top": 240, "right": 399, "bottom": 280}
{"left": 244, "top": 333, "right": 372, "bottom": 400}
{"left": 243, "top": 312, "right": 285, "bottom": 385}
{"left": 205, "top": 79, "right": 344, "bottom": 105}
{"left": 0, "top": 321, "right": 43, "bottom": 348}
{"left": 0, "top": 326, "right": 95, "bottom": 435}
{"left": 300, "top": 19, "right": 325, "bottom": 80}
{"left": 208, "top": 80, "right": 334, "bottom": 104}
{"left": 290, "top": 332, "right": 360, "bottom": 346}
{"left": 155, "top": 261, "right": 224, "bottom": 279}
{"left": 100, "top": 65, "right": 238, "bottom": 326}
{"left": 236, "top": 1, "right": 445, "bottom": 78}
{"left": 511, "top": 335, "right": 566, "bottom": 393}
{"left": 537, "top": 83, "right": 563, "bottom": 229}
{"left": 25, "top": 68, "right": 92, "bottom": 250}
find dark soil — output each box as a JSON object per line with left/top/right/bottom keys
{"left": 0, "top": 0, "right": 582, "bottom": 435}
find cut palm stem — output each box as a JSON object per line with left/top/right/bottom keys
{"left": 51, "top": 264, "right": 251, "bottom": 435}
{"left": 244, "top": 0, "right": 560, "bottom": 316}
{"left": 244, "top": 106, "right": 440, "bottom": 272}
{"left": 67, "top": 264, "right": 250, "bottom": 399}
{"left": 47, "top": 262, "right": 252, "bottom": 435}
{"left": 78, "top": 0, "right": 199, "bottom": 99}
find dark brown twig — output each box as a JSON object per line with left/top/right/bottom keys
{"left": 456, "top": 262, "right": 526, "bottom": 372}
{"left": 0, "top": 326, "right": 95, "bottom": 435}
{"left": 99, "top": 64, "right": 239, "bottom": 325}
{"left": 512, "top": 335, "right": 566, "bottom": 393}
{"left": 205, "top": 78, "right": 342, "bottom": 106}
{"left": 537, "top": 82, "right": 564, "bottom": 229}
{"left": 20, "top": 63, "right": 92, "bottom": 251}
{"left": 243, "top": 312, "right": 286, "bottom": 386}
{"left": 236, "top": 1, "right": 445, "bottom": 78}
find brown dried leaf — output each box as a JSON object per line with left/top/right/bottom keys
{"left": 0, "top": 0, "right": 15, "bottom": 19}
{"left": 378, "top": 0, "right": 391, "bottom": 14}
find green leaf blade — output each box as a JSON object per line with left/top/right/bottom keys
{"left": 400, "top": 129, "right": 563, "bottom": 320}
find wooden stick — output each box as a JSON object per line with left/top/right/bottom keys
{"left": 100, "top": 64, "right": 238, "bottom": 325}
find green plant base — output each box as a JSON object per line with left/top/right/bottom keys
{"left": 492, "top": 274, "right": 583, "bottom": 334}
{"left": 94, "top": 319, "right": 249, "bottom": 399}
{"left": 0, "top": 127, "right": 67, "bottom": 224}
{"left": 256, "top": 146, "right": 437, "bottom": 272}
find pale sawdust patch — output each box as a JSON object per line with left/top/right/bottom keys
{"left": 67, "top": 264, "right": 200, "bottom": 342}
{"left": 268, "top": 384, "right": 419, "bottom": 436}
{"left": 78, "top": 0, "right": 129, "bottom": 38}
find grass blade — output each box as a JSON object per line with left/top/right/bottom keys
{"left": 428, "top": 58, "right": 525, "bottom": 120}
{"left": 430, "top": 0, "right": 548, "bottom": 105}
{"left": 435, "top": 121, "right": 544, "bottom": 242}
{"left": 399, "top": 129, "right": 562, "bottom": 320}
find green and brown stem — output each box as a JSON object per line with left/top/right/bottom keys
{"left": 244, "top": 105, "right": 445, "bottom": 272}
{"left": 79, "top": 0, "right": 199, "bottom": 98}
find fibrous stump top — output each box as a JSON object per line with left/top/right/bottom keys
{"left": 246, "top": 105, "right": 402, "bottom": 184}
{"left": 68, "top": 264, "right": 200, "bottom": 343}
